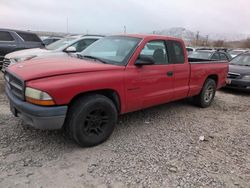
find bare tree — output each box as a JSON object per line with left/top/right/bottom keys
{"left": 242, "top": 38, "right": 250, "bottom": 48}
{"left": 213, "top": 40, "right": 225, "bottom": 47}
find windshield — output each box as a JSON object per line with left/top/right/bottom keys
{"left": 46, "top": 37, "right": 76, "bottom": 50}
{"left": 80, "top": 36, "right": 141, "bottom": 65}
{"left": 230, "top": 53, "right": 250, "bottom": 66}
{"left": 189, "top": 51, "right": 212, "bottom": 59}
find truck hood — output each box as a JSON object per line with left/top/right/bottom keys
{"left": 229, "top": 64, "right": 250, "bottom": 75}
{"left": 8, "top": 56, "right": 124, "bottom": 81}
{"left": 5, "top": 48, "right": 50, "bottom": 59}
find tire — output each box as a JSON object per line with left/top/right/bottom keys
{"left": 65, "top": 94, "right": 118, "bottom": 147}
{"left": 193, "top": 78, "right": 216, "bottom": 108}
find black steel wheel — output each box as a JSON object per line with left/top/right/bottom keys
{"left": 65, "top": 94, "right": 118, "bottom": 147}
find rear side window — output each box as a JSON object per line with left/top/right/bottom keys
{"left": 211, "top": 53, "right": 220, "bottom": 60}
{"left": 0, "top": 31, "right": 14, "bottom": 41}
{"left": 220, "top": 53, "right": 228, "bottom": 60}
{"left": 17, "top": 32, "right": 41, "bottom": 42}
{"left": 171, "top": 42, "right": 185, "bottom": 64}
{"left": 71, "top": 39, "right": 98, "bottom": 52}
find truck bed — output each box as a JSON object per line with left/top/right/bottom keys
{"left": 188, "top": 60, "right": 228, "bottom": 97}
{"left": 188, "top": 57, "right": 225, "bottom": 63}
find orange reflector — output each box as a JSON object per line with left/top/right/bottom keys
{"left": 26, "top": 97, "right": 55, "bottom": 106}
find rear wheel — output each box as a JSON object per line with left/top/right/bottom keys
{"left": 193, "top": 78, "right": 216, "bottom": 108}
{"left": 65, "top": 94, "right": 118, "bottom": 147}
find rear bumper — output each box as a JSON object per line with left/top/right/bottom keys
{"left": 6, "top": 86, "right": 68, "bottom": 130}
{"left": 226, "top": 79, "right": 250, "bottom": 90}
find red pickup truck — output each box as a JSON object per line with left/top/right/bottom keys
{"left": 4, "top": 34, "right": 228, "bottom": 147}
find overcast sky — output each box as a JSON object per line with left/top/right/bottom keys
{"left": 0, "top": 0, "right": 249, "bottom": 35}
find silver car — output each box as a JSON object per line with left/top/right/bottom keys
{"left": 2, "top": 35, "right": 103, "bottom": 72}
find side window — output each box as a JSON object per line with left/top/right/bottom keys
{"left": 172, "top": 42, "right": 185, "bottom": 63}
{"left": 0, "top": 31, "right": 14, "bottom": 41}
{"left": 140, "top": 40, "right": 168, "bottom": 65}
{"left": 220, "top": 53, "right": 228, "bottom": 60}
{"left": 71, "top": 39, "right": 98, "bottom": 52}
{"left": 211, "top": 53, "right": 220, "bottom": 60}
{"left": 17, "top": 32, "right": 41, "bottom": 42}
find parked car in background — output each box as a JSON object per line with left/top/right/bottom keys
{"left": 186, "top": 47, "right": 196, "bottom": 55}
{"left": 0, "top": 28, "right": 44, "bottom": 69}
{"left": 39, "top": 36, "right": 49, "bottom": 41}
{"left": 1, "top": 35, "right": 103, "bottom": 72}
{"left": 229, "top": 49, "right": 249, "bottom": 58}
{"left": 186, "top": 47, "right": 215, "bottom": 55}
{"left": 42, "top": 36, "right": 62, "bottom": 46}
{"left": 188, "top": 50, "right": 232, "bottom": 61}
{"left": 226, "top": 52, "right": 250, "bottom": 91}
{"left": 4, "top": 34, "right": 228, "bottom": 147}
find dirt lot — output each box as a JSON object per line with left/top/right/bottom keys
{"left": 0, "top": 72, "right": 249, "bottom": 188}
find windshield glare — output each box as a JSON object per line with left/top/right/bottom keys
{"left": 230, "top": 53, "right": 250, "bottom": 66}
{"left": 189, "top": 51, "right": 212, "bottom": 59}
{"left": 80, "top": 36, "right": 141, "bottom": 65}
{"left": 46, "top": 37, "right": 76, "bottom": 50}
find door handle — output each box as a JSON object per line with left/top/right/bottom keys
{"left": 7, "top": 44, "right": 16, "bottom": 47}
{"left": 167, "top": 71, "right": 174, "bottom": 77}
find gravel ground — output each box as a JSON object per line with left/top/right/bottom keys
{"left": 0, "top": 72, "right": 249, "bottom": 188}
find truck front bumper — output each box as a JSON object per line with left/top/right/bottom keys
{"left": 6, "top": 86, "right": 68, "bottom": 130}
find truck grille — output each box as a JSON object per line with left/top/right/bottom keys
{"left": 2, "top": 58, "right": 11, "bottom": 73}
{"left": 4, "top": 71, "right": 25, "bottom": 100}
{"left": 227, "top": 72, "right": 240, "bottom": 79}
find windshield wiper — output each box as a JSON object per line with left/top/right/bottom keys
{"left": 81, "top": 55, "right": 108, "bottom": 64}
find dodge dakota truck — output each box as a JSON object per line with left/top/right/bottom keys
{"left": 4, "top": 34, "right": 228, "bottom": 147}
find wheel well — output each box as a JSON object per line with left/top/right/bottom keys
{"left": 69, "top": 89, "right": 121, "bottom": 113}
{"left": 206, "top": 75, "right": 218, "bottom": 86}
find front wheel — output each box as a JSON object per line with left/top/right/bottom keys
{"left": 193, "top": 78, "right": 216, "bottom": 108}
{"left": 65, "top": 94, "right": 118, "bottom": 147}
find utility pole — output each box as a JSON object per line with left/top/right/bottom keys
{"left": 123, "top": 25, "right": 127, "bottom": 34}
{"left": 205, "top": 35, "right": 209, "bottom": 46}
{"left": 195, "top": 31, "right": 199, "bottom": 47}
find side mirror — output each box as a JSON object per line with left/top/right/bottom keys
{"left": 135, "top": 55, "right": 155, "bottom": 66}
{"left": 65, "top": 46, "right": 77, "bottom": 53}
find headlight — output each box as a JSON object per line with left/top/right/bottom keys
{"left": 14, "top": 55, "right": 36, "bottom": 63}
{"left": 25, "top": 87, "right": 55, "bottom": 106}
{"left": 242, "top": 75, "right": 250, "bottom": 81}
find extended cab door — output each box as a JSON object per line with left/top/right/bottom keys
{"left": 125, "top": 40, "right": 175, "bottom": 111}
{"left": 168, "top": 40, "right": 190, "bottom": 100}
